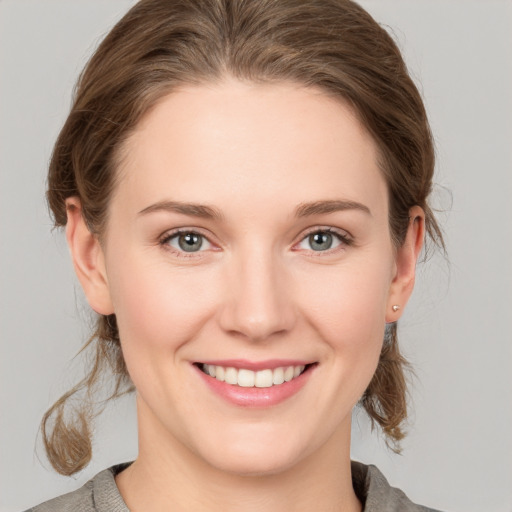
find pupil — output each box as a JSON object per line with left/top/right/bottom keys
{"left": 310, "top": 232, "right": 332, "bottom": 251}
{"left": 179, "top": 233, "right": 202, "bottom": 252}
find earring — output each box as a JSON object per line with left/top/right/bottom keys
{"left": 392, "top": 305, "right": 400, "bottom": 312}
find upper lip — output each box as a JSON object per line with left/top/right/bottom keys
{"left": 196, "top": 359, "right": 314, "bottom": 371}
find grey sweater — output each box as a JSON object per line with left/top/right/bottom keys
{"left": 25, "top": 461, "right": 441, "bottom": 511}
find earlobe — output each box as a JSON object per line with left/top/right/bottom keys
{"left": 386, "top": 206, "right": 425, "bottom": 323}
{"left": 65, "top": 197, "right": 114, "bottom": 315}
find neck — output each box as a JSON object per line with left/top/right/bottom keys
{"left": 116, "top": 401, "right": 362, "bottom": 512}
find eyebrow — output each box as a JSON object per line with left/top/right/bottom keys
{"left": 294, "top": 199, "right": 371, "bottom": 218}
{"left": 138, "top": 199, "right": 371, "bottom": 220}
{"left": 138, "top": 201, "right": 225, "bottom": 220}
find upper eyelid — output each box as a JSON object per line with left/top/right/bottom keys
{"left": 294, "top": 226, "right": 352, "bottom": 251}
{"left": 160, "top": 226, "right": 214, "bottom": 242}
{"left": 159, "top": 225, "right": 351, "bottom": 252}
{"left": 159, "top": 228, "right": 214, "bottom": 258}
{"left": 300, "top": 225, "right": 351, "bottom": 238}
{"left": 159, "top": 225, "right": 350, "bottom": 239}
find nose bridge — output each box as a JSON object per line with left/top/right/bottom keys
{"left": 219, "top": 241, "right": 296, "bottom": 342}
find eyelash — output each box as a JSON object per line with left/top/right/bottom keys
{"left": 159, "top": 228, "right": 214, "bottom": 259}
{"left": 158, "top": 227, "right": 353, "bottom": 260}
{"left": 297, "top": 227, "right": 353, "bottom": 257}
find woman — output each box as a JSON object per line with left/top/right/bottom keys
{"left": 27, "top": 0, "right": 444, "bottom": 510}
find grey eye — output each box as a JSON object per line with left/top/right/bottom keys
{"left": 297, "top": 230, "right": 344, "bottom": 252}
{"left": 165, "top": 231, "right": 212, "bottom": 253}
{"left": 309, "top": 232, "right": 334, "bottom": 251}
{"left": 177, "top": 232, "right": 203, "bottom": 252}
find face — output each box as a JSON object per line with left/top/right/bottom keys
{"left": 71, "top": 79, "right": 420, "bottom": 476}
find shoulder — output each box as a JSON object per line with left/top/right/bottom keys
{"left": 24, "top": 478, "right": 95, "bottom": 512}
{"left": 24, "top": 464, "right": 131, "bottom": 512}
{"left": 25, "top": 461, "right": 441, "bottom": 512}
{"left": 351, "top": 461, "right": 443, "bottom": 512}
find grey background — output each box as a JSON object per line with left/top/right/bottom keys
{"left": 1, "top": 1, "right": 511, "bottom": 511}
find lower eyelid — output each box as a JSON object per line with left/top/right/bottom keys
{"left": 160, "top": 230, "right": 213, "bottom": 254}
{"left": 297, "top": 229, "right": 351, "bottom": 248}
{"left": 159, "top": 228, "right": 351, "bottom": 256}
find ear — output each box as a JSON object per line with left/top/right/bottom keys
{"left": 385, "top": 206, "right": 425, "bottom": 323}
{"left": 65, "top": 197, "right": 114, "bottom": 315}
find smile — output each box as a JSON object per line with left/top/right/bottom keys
{"left": 195, "top": 361, "right": 316, "bottom": 407}
{"left": 200, "top": 364, "right": 307, "bottom": 388}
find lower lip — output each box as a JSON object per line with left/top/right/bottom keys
{"left": 195, "top": 365, "right": 314, "bottom": 407}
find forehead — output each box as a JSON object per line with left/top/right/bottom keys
{"left": 113, "top": 79, "right": 387, "bottom": 221}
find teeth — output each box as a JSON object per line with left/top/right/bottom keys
{"left": 202, "top": 364, "right": 306, "bottom": 388}
{"left": 215, "top": 366, "right": 225, "bottom": 382}
{"left": 238, "top": 369, "right": 255, "bottom": 387}
{"left": 272, "top": 367, "right": 284, "bottom": 385}
{"left": 224, "top": 367, "right": 237, "bottom": 385}
{"left": 255, "top": 369, "right": 273, "bottom": 388}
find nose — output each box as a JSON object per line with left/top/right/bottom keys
{"left": 218, "top": 246, "right": 297, "bottom": 343}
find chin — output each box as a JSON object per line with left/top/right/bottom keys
{"left": 193, "top": 427, "right": 314, "bottom": 478}
{"left": 208, "top": 450, "right": 300, "bottom": 477}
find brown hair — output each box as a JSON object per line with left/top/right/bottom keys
{"left": 43, "top": 0, "right": 444, "bottom": 475}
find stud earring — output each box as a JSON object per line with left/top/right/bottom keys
{"left": 392, "top": 305, "right": 400, "bottom": 312}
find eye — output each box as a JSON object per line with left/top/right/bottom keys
{"left": 297, "top": 228, "right": 350, "bottom": 252}
{"left": 160, "top": 230, "right": 213, "bottom": 255}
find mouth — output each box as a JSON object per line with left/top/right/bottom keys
{"left": 194, "top": 360, "right": 317, "bottom": 407}
{"left": 195, "top": 362, "right": 315, "bottom": 388}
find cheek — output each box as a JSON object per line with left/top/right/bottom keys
{"left": 296, "top": 256, "right": 393, "bottom": 394}
{"left": 107, "top": 255, "right": 218, "bottom": 355}
{"left": 298, "top": 255, "right": 393, "bottom": 341}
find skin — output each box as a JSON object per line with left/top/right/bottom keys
{"left": 66, "top": 79, "right": 424, "bottom": 512}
